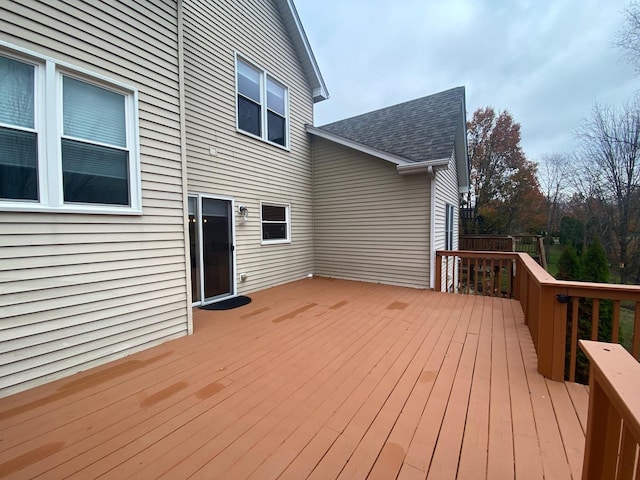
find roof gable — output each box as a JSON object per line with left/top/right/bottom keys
{"left": 317, "top": 87, "right": 465, "bottom": 163}
{"left": 274, "top": 0, "right": 329, "bottom": 103}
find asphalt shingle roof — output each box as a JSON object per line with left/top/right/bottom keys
{"left": 317, "top": 86, "right": 465, "bottom": 163}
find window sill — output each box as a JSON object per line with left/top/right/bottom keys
{"left": 0, "top": 202, "right": 142, "bottom": 215}
{"left": 236, "top": 128, "right": 290, "bottom": 152}
{"left": 261, "top": 239, "right": 291, "bottom": 246}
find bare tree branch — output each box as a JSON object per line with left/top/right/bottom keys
{"left": 615, "top": 1, "right": 640, "bottom": 74}
{"left": 575, "top": 100, "right": 640, "bottom": 282}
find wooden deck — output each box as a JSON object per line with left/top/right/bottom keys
{"left": 0, "top": 277, "right": 589, "bottom": 479}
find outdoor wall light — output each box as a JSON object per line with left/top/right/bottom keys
{"left": 238, "top": 205, "right": 249, "bottom": 222}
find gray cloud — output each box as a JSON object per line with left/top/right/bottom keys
{"left": 297, "top": 0, "right": 637, "bottom": 162}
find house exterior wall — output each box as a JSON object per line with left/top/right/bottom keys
{"left": 0, "top": 1, "right": 189, "bottom": 397}
{"left": 434, "top": 151, "right": 461, "bottom": 291}
{"left": 182, "top": 0, "right": 315, "bottom": 295}
{"left": 312, "top": 137, "right": 431, "bottom": 288}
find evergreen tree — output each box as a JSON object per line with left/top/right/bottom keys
{"left": 567, "top": 238, "right": 614, "bottom": 383}
{"left": 582, "top": 237, "right": 609, "bottom": 283}
{"left": 559, "top": 216, "right": 585, "bottom": 254}
{"left": 556, "top": 246, "right": 582, "bottom": 280}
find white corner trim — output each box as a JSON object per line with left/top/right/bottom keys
{"left": 306, "top": 125, "right": 412, "bottom": 166}
{"left": 430, "top": 174, "right": 437, "bottom": 289}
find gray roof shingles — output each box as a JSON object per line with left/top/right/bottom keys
{"left": 317, "top": 86, "right": 465, "bottom": 163}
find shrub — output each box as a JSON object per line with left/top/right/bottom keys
{"left": 556, "top": 246, "right": 581, "bottom": 280}
{"left": 582, "top": 237, "right": 609, "bottom": 283}
{"left": 564, "top": 238, "right": 613, "bottom": 384}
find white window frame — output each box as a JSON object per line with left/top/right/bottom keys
{"left": 235, "top": 53, "right": 289, "bottom": 150}
{"left": 445, "top": 203, "right": 455, "bottom": 250}
{"left": 260, "top": 202, "right": 291, "bottom": 245}
{"left": 0, "top": 41, "right": 141, "bottom": 215}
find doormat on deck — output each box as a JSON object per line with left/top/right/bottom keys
{"left": 200, "top": 296, "right": 252, "bottom": 310}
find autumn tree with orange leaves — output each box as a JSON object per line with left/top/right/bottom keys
{"left": 463, "top": 107, "right": 546, "bottom": 234}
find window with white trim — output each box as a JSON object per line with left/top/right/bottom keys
{"left": 261, "top": 203, "right": 290, "bottom": 243}
{"left": 236, "top": 56, "right": 288, "bottom": 148}
{"left": 0, "top": 45, "right": 140, "bottom": 213}
{"left": 445, "top": 203, "right": 455, "bottom": 250}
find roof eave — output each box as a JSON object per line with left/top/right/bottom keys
{"left": 457, "top": 89, "right": 470, "bottom": 191}
{"left": 275, "top": 0, "right": 329, "bottom": 103}
{"left": 306, "top": 125, "right": 413, "bottom": 166}
{"left": 396, "top": 158, "right": 450, "bottom": 176}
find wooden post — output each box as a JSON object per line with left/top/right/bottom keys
{"left": 580, "top": 341, "right": 640, "bottom": 480}
{"left": 581, "top": 378, "right": 622, "bottom": 479}
{"left": 569, "top": 299, "right": 579, "bottom": 383}
{"left": 435, "top": 253, "right": 442, "bottom": 292}
{"left": 633, "top": 302, "right": 640, "bottom": 359}
{"left": 537, "top": 285, "right": 567, "bottom": 381}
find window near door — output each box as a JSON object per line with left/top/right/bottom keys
{"left": 0, "top": 45, "right": 140, "bottom": 213}
{"left": 236, "top": 56, "right": 288, "bottom": 148}
{"left": 0, "top": 54, "right": 38, "bottom": 201}
{"left": 261, "top": 203, "right": 290, "bottom": 244}
{"left": 445, "top": 203, "right": 455, "bottom": 250}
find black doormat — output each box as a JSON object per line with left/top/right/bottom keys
{"left": 199, "top": 296, "right": 252, "bottom": 310}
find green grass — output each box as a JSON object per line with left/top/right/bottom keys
{"left": 545, "top": 243, "right": 563, "bottom": 278}
{"left": 619, "top": 303, "right": 635, "bottom": 353}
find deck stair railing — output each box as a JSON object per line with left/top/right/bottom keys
{"left": 459, "top": 234, "right": 514, "bottom": 252}
{"left": 514, "top": 235, "right": 547, "bottom": 269}
{"left": 459, "top": 234, "right": 547, "bottom": 269}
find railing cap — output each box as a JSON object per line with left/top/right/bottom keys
{"left": 579, "top": 340, "right": 640, "bottom": 441}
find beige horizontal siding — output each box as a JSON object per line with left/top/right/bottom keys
{"left": 434, "top": 151, "right": 460, "bottom": 290}
{"left": 0, "top": 0, "right": 188, "bottom": 397}
{"left": 434, "top": 152, "right": 460, "bottom": 251}
{"left": 312, "top": 138, "right": 431, "bottom": 288}
{"left": 183, "top": 0, "right": 315, "bottom": 294}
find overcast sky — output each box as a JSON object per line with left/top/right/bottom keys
{"left": 295, "top": 0, "right": 638, "bottom": 163}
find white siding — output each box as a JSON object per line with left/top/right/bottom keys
{"left": 313, "top": 138, "right": 431, "bottom": 288}
{"left": 434, "top": 151, "right": 461, "bottom": 291}
{"left": 0, "top": 1, "right": 188, "bottom": 397}
{"left": 183, "top": 0, "right": 315, "bottom": 294}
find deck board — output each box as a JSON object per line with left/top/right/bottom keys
{"left": 487, "top": 297, "right": 516, "bottom": 479}
{"left": 0, "top": 278, "right": 587, "bottom": 479}
{"left": 456, "top": 296, "right": 493, "bottom": 479}
{"left": 504, "top": 297, "right": 545, "bottom": 480}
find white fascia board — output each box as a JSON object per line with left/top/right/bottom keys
{"left": 396, "top": 158, "right": 450, "bottom": 175}
{"left": 306, "top": 125, "right": 412, "bottom": 166}
{"left": 457, "top": 99, "right": 471, "bottom": 190}
{"left": 278, "top": 0, "right": 329, "bottom": 102}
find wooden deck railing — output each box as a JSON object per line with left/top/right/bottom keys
{"left": 459, "top": 234, "right": 547, "bottom": 269}
{"left": 435, "top": 250, "right": 516, "bottom": 297}
{"left": 435, "top": 250, "right": 640, "bottom": 382}
{"left": 514, "top": 235, "right": 547, "bottom": 269}
{"left": 580, "top": 341, "right": 640, "bottom": 479}
{"left": 459, "top": 234, "right": 514, "bottom": 252}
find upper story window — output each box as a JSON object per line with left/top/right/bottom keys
{"left": 0, "top": 44, "right": 140, "bottom": 214}
{"left": 236, "top": 56, "right": 288, "bottom": 149}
